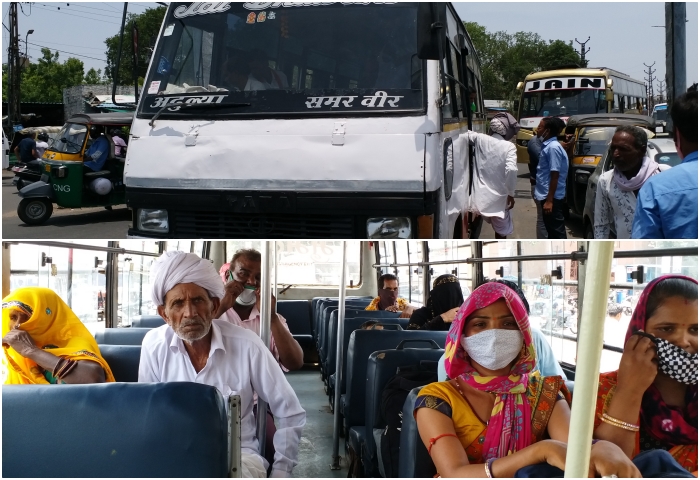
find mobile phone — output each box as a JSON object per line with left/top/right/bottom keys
{"left": 225, "top": 269, "right": 235, "bottom": 284}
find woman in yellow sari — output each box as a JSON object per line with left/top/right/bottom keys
{"left": 2, "top": 287, "right": 114, "bottom": 384}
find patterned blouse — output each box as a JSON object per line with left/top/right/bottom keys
{"left": 365, "top": 296, "right": 409, "bottom": 311}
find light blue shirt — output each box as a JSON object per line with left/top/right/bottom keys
{"left": 436, "top": 328, "right": 567, "bottom": 381}
{"left": 534, "top": 137, "right": 569, "bottom": 201}
{"left": 631, "top": 151, "right": 698, "bottom": 239}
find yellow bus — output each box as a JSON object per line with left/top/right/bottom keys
{"left": 514, "top": 68, "right": 647, "bottom": 163}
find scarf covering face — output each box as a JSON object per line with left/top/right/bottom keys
{"left": 2, "top": 287, "right": 115, "bottom": 384}
{"left": 625, "top": 274, "right": 698, "bottom": 447}
{"left": 613, "top": 154, "right": 662, "bottom": 192}
{"left": 409, "top": 275, "right": 465, "bottom": 329}
{"left": 151, "top": 251, "right": 225, "bottom": 306}
{"left": 444, "top": 282, "right": 536, "bottom": 460}
{"left": 378, "top": 288, "right": 399, "bottom": 310}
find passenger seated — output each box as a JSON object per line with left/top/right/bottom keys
{"left": 248, "top": 49, "right": 288, "bottom": 90}
{"left": 83, "top": 126, "right": 110, "bottom": 173}
{"left": 223, "top": 57, "right": 265, "bottom": 92}
{"left": 2, "top": 287, "right": 114, "bottom": 384}
{"left": 407, "top": 275, "right": 465, "bottom": 331}
{"left": 414, "top": 282, "right": 641, "bottom": 477}
{"left": 360, "top": 320, "right": 383, "bottom": 330}
{"left": 594, "top": 275, "right": 698, "bottom": 475}
{"left": 140, "top": 251, "right": 306, "bottom": 478}
{"left": 365, "top": 273, "right": 415, "bottom": 318}
{"left": 110, "top": 129, "right": 127, "bottom": 159}
{"left": 436, "top": 279, "right": 567, "bottom": 381}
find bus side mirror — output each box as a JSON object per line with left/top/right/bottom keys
{"left": 417, "top": 2, "right": 447, "bottom": 60}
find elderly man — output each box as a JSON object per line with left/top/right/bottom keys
{"left": 365, "top": 273, "right": 414, "bottom": 317}
{"left": 464, "top": 114, "right": 518, "bottom": 238}
{"left": 139, "top": 251, "right": 306, "bottom": 478}
{"left": 594, "top": 125, "right": 668, "bottom": 239}
{"left": 216, "top": 250, "right": 303, "bottom": 372}
{"left": 633, "top": 87, "right": 698, "bottom": 238}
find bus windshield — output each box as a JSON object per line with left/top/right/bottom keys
{"left": 140, "top": 2, "right": 424, "bottom": 118}
{"left": 520, "top": 89, "right": 607, "bottom": 119}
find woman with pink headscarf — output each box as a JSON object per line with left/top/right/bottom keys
{"left": 414, "top": 282, "right": 641, "bottom": 477}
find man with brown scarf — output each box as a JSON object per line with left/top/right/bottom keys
{"left": 365, "top": 273, "right": 414, "bottom": 318}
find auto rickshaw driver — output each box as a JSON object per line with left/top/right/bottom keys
{"left": 83, "top": 126, "right": 110, "bottom": 174}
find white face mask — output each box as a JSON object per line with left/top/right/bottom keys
{"left": 460, "top": 329, "right": 524, "bottom": 371}
{"left": 235, "top": 286, "right": 257, "bottom": 306}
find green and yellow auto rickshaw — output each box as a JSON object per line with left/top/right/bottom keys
{"left": 17, "top": 112, "right": 134, "bottom": 225}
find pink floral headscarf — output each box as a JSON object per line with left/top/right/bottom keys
{"left": 444, "top": 282, "right": 537, "bottom": 460}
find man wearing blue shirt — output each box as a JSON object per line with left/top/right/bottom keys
{"left": 533, "top": 117, "right": 569, "bottom": 239}
{"left": 632, "top": 87, "right": 698, "bottom": 239}
{"left": 83, "top": 126, "right": 110, "bottom": 172}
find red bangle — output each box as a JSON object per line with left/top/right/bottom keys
{"left": 428, "top": 433, "right": 459, "bottom": 455}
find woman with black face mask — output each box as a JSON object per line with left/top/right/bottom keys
{"left": 594, "top": 275, "right": 698, "bottom": 474}
{"left": 407, "top": 275, "right": 465, "bottom": 331}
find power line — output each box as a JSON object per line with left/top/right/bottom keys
{"left": 29, "top": 38, "right": 108, "bottom": 51}
{"left": 32, "top": 5, "right": 122, "bottom": 25}
{"left": 37, "top": 3, "right": 124, "bottom": 19}
{"left": 27, "top": 41, "right": 107, "bottom": 62}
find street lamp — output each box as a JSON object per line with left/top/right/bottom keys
{"left": 24, "top": 29, "right": 34, "bottom": 59}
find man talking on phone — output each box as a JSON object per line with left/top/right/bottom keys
{"left": 216, "top": 249, "right": 304, "bottom": 372}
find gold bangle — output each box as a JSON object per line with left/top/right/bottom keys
{"left": 599, "top": 413, "right": 639, "bottom": 432}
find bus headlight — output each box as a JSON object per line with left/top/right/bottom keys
{"left": 137, "top": 209, "right": 169, "bottom": 233}
{"left": 367, "top": 217, "right": 412, "bottom": 239}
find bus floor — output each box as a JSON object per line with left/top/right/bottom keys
{"left": 286, "top": 366, "right": 349, "bottom": 478}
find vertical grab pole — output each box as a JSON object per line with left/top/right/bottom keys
{"left": 330, "top": 242, "right": 348, "bottom": 470}
{"left": 256, "top": 241, "right": 273, "bottom": 461}
{"left": 564, "top": 241, "right": 614, "bottom": 478}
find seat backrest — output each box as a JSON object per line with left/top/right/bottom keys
{"left": 318, "top": 306, "right": 367, "bottom": 360}
{"left": 325, "top": 314, "right": 402, "bottom": 381}
{"left": 315, "top": 300, "right": 370, "bottom": 344}
{"left": 99, "top": 344, "right": 141, "bottom": 382}
{"left": 344, "top": 330, "right": 447, "bottom": 430}
{"left": 277, "top": 300, "right": 312, "bottom": 336}
{"left": 398, "top": 386, "right": 437, "bottom": 478}
{"left": 365, "top": 347, "right": 444, "bottom": 476}
{"left": 130, "top": 315, "right": 165, "bottom": 328}
{"left": 2, "top": 382, "right": 229, "bottom": 477}
{"left": 94, "top": 327, "right": 152, "bottom": 345}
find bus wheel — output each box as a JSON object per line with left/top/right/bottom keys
{"left": 18, "top": 198, "right": 53, "bottom": 225}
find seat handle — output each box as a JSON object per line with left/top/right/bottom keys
{"left": 396, "top": 339, "right": 441, "bottom": 350}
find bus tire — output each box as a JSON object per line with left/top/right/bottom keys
{"left": 18, "top": 198, "right": 53, "bottom": 225}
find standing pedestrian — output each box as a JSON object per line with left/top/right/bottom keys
{"left": 527, "top": 125, "right": 547, "bottom": 239}
{"left": 533, "top": 117, "right": 569, "bottom": 239}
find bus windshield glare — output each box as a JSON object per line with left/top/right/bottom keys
{"left": 520, "top": 88, "right": 607, "bottom": 118}
{"left": 140, "top": 2, "right": 424, "bottom": 118}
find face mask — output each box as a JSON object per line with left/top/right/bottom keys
{"left": 655, "top": 337, "right": 698, "bottom": 385}
{"left": 235, "top": 286, "right": 257, "bottom": 306}
{"left": 378, "top": 288, "right": 398, "bottom": 310}
{"left": 460, "top": 329, "right": 523, "bottom": 371}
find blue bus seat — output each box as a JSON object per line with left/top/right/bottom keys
{"left": 130, "top": 315, "right": 165, "bottom": 328}
{"left": 99, "top": 344, "right": 141, "bottom": 382}
{"left": 2, "top": 382, "right": 229, "bottom": 477}
{"left": 343, "top": 330, "right": 448, "bottom": 459}
{"left": 364, "top": 346, "right": 444, "bottom": 476}
{"left": 318, "top": 307, "right": 368, "bottom": 368}
{"left": 94, "top": 327, "right": 152, "bottom": 346}
{"left": 277, "top": 300, "right": 313, "bottom": 345}
{"left": 314, "top": 299, "right": 370, "bottom": 344}
{"left": 398, "top": 386, "right": 437, "bottom": 478}
{"left": 565, "top": 380, "right": 575, "bottom": 395}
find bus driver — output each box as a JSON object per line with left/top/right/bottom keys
{"left": 139, "top": 251, "right": 306, "bottom": 478}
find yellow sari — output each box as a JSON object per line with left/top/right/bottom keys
{"left": 2, "top": 287, "right": 115, "bottom": 384}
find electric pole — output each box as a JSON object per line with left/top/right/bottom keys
{"left": 644, "top": 62, "right": 656, "bottom": 109}
{"left": 8, "top": 2, "right": 22, "bottom": 132}
{"left": 656, "top": 80, "right": 666, "bottom": 104}
{"left": 575, "top": 37, "right": 591, "bottom": 66}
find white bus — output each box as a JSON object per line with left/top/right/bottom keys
{"left": 123, "top": 2, "right": 486, "bottom": 239}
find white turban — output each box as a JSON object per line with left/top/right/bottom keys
{"left": 150, "top": 251, "right": 224, "bottom": 306}
{"left": 490, "top": 117, "right": 508, "bottom": 137}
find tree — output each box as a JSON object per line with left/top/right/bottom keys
{"left": 2, "top": 49, "right": 85, "bottom": 102}
{"left": 84, "top": 68, "right": 107, "bottom": 85}
{"left": 464, "top": 22, "right": 582, "bottom": 101}
{"left": 104, "top": 6, "right": 166, "bottom": 85}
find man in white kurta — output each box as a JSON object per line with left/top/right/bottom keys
{"left": 463, "top": 121, "right": 518, "bottom": 238}
{"left": 139, "top": 251, "right": 306, "bottom": 478}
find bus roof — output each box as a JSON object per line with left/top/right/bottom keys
{"left": 524, "top": 67, "right": 644, "bottom": 85}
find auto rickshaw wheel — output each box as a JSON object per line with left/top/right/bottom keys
{"left": 18, "top": 198, "right": 53, "bottom": 225}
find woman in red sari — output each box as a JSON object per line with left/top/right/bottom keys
{"left": 594, "top": 275, "right": 697, "bottom": 475}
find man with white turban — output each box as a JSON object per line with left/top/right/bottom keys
{"left": 462, "top": 114, "right": 519, "bottom": 238}
{"left": 139, "top": 251, "right": 306, "bottom": 478}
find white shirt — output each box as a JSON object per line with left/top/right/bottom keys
{"left": 594, "top": 165, "right": 669, "bottom": 239}
{"left": 138, "top": 320, "right": 306, "bottom": 477}
{"left": 35, "top": 141, "right": 48, "bottom": 158}
{"left": 464, "top": 131, "right": 518, "bottom": 218}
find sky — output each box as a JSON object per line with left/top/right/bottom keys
{"left": 2, "top": 1, "right": 698, "bottom": 90}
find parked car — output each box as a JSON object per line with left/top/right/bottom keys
{"left": 565, "top": 114, "right": 655, "bottom": 216}
{"left": 582, "top": 134, "right": 682, "bottom": 238}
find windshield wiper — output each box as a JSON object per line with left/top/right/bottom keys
{"left": 149, "top": 100, "right": 251, "bottom": 127}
